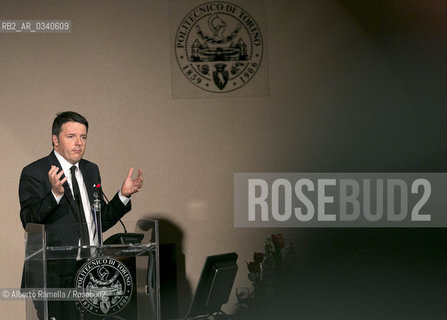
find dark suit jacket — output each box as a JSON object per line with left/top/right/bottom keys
{"left": 19, "top": 151, "right": 132, "bottom": 288}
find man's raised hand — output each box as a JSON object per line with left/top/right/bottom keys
{"left": 120, "top": 168, "right": 143, "bottom": 198}
{"left": 48, "top": 165, "right": 67, "bottom": 197}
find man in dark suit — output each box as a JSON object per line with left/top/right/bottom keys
{"left": 19, "top": 111, "right": 143, "bottom": 319}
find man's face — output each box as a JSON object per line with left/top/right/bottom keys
{"left": 52, "top": 121, "right": 87, "bottom": 164}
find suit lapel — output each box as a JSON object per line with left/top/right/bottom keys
{"left": 80, "top": 160, "right": 95, "bottom": 207}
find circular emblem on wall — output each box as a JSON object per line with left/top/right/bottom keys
{"left": 175, "top": 1, "right": 263, "bottom": 93}
{"left": 75, "top": 257, "right": 133, "bottom": 316}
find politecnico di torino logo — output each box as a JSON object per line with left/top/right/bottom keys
{"left": 75, "top": 257, "right": 133, "bottom": 316}
{"left": 175, "top": 1, "right": 263, "bottom": 93}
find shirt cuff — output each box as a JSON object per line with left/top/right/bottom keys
{"left": 52, "top": 190, "right": 63, "bottom": 204}
{"left": 118, "top": 190, "right": 131, "bottom": 206}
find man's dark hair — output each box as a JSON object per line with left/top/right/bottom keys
{"left": 52, "top": 111, "right": 89, "bottom": 137}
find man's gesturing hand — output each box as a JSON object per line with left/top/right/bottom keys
{"left": 48, "top": 165, "right": 67, "bottom": 197}
{"left": 120, "top": 168, "right": 143, "bottom": 198}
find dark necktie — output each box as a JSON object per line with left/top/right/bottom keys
{"left": 70, "top": 166, "right": 90, "bottom": 247}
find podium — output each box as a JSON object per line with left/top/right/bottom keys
{"left": 23, "top": 219, "right": 161, "bottom": 320}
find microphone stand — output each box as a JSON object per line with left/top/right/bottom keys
{"left": 92, "top": 187, "right": 103, "bottom": 256}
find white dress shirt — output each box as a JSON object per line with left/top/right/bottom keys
{"left": 51, "top": 151, "right": 130, "bottom": 247}
{"left": 53, "top": 151, "right": 98, "bottom": 246}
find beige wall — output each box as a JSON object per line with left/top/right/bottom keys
{"left": 1, "top": 0, "right": 446, "bottom": 318}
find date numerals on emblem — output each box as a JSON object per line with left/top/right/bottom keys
{"left": 240, "top": 62, "right": 258, "bottom": 83}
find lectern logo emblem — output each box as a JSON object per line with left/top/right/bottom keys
{"left": 175, "top": 1, "right": 263, "bottom": 93}
{"left": 75, "top": 257, "right": 133, "bottom": 316}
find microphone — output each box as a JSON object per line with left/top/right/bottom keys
{"left": 93, "top": 191, "right": 101, "bottom": 212}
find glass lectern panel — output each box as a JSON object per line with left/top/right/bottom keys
{"left": 23, "top": 220, "right": 160, "bottom": 320}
